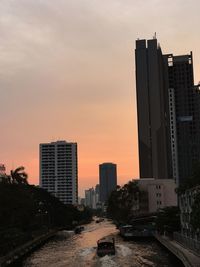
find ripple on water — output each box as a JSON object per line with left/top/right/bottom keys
{"left": 99, "top": 255, "right": 118, "bottom": 267}
{"left": 116, "top": 244, "right": 132, "bottom": 257}
{"left": 79, "top": 247, "right": 95, "bottom": 257}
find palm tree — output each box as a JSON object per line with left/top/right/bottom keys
{"left": 10, "top": 166, "right": 28, "bottom": 185}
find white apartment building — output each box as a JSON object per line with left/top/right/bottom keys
{"left": 136, "top": 178, "right": 177, "bottom": 213}
{"left": 40, "top": 141, "right": 78, "bottom": 205}
{"left": 85, "top": 184, "right": 100, "bottom": 209}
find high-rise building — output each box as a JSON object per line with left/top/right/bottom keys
{"left": 84, "top": 184, "right": 100, "bottom": 209}
{"left": 135, "top": 38, "right": 172, "bottom": 180}
{"left": 165, "top": 54, "right": 200, "bottom": 185}
{"left": 39, "top": 140, "right": 78, "bottom": 205}
{"left": 135, "top": 38, "right": 200, "bottom": 185}
{"left": 85, "top": 188, "right": 95, "bottom": 208}
{"left": 99, "top": 163, "right": 117, "bottom": 202}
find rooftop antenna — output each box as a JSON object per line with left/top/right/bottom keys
{"left": 153, "top": 32, "right": 157, "bottom": 39}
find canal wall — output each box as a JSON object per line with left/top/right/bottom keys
{"left": 154, "top": 234, "right": 200, "bottom": 267}
{"left": 0, "top": 229, "right": 59, "bottom": 267}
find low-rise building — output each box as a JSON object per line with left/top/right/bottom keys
{"left": 136, "top": 178, "right": 178, "bottom": 214}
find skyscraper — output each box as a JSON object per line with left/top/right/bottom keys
{"left": 165, "top": 53, "right": 200, "bottom": 185}
{"left": 40, "top": 140, "right": 78, "bottom": 205}
{"left": 99, "top": 163, "right": 117, "bottom": 202}
{"left": 135, "top": 38, "right": 200, "bottom": 185}
{"left": 135, "top": 38, "right": 172, "bottom": 180}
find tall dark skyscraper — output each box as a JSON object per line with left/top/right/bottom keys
{"left": 165, "top": 53, "right": 200, "bottom": 185}
{"left": 99, "top": 162, "right": 117, "bottom": 202}
{"left": 135, "top": 38, "right": 200, "bottom": 185}
{"left": 135, "top": 38, "right": 172, "bottom": 180}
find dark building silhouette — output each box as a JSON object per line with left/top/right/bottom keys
{"left": 165, "top": 54, "right": 200, "bottom": 185}
{"left": 135, "top": 38, "right": 200, "bottom": 185}
{"left": 99, "top": 163, "right": 117, "bottom": 202}
{"left": 135, "top": 38, "right": 172, "bottom": 180}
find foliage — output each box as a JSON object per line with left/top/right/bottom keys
{"left": 191, "top": 192, "right": 200, "bottom": 230}
{"left": 0, "top": 167, "right": 92, "bottom": 256}
{"left": 155, "top": 206, "right": 180, "bottom": 234}
{"left": 0, "top": 166, "right": 28, "bottom": 185}
{"left": 107, "top": 181, "right": 140, "bottom": 223}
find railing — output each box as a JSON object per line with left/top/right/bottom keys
{"left": 174, "top": 232, "right": 200, "bottom": 255}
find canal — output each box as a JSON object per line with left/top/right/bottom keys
{"left": 20, "top": 220, "right": 183, "bottom": 267}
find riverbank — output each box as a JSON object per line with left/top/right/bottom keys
{"left": 155, "top": 233, "right": 200, "bottom": 267}
{"left": 0, "top": 229, "right": 60, "bottom": 267}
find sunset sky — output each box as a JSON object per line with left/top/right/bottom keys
{"left": 1, "top": 0, "right": 200, "bottom": 196}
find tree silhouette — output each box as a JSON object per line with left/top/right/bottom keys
{"left": 10, "top": 166, "right": 28, "bottom": 185}
{"left": 107, "top": 180, "right": 140, "bottom": 222}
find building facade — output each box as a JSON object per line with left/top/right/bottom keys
{"left": 99, "top": 163, "right": 117, "bottom": 203}
{"left": 179, "top": 186, "right": 200, "bottom": 240}
{"left": 135, "top": 38, "right": 172, "bottom": 180}
{"left": 165, "top": 54, "right": 200, "bottom": 185}
{"left": 85, "top": 187, "right": 95, "bottom": 209}
{"left": 135, "top": 38, "right": 200, "bottom": 185}
{"left": 40, "top": 141, "right": 78, "bottom": 205}
{"left": 85, "top": 184, "right": 100, "bottom": 209}
{"left": 137, "top": 178, "right": 177, "bottom": 214}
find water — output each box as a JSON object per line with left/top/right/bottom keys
{"left": 21, "top": 220, "right": 183, "bottom": 267}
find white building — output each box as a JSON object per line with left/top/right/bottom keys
{"left": 136, "top": 178, "right": 177, "bottom": 213}
{"left": 40, "top": 141, "right": 78, "bottom": 205}
{"left": 85, "top": 188, "right": 95, "bottom": 209}
{"left": 85, "top": 184, "right": 100, "bottom": 209}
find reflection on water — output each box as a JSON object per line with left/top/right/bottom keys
{"left": 22, "top": 220, "right": 183, "bottom": 267}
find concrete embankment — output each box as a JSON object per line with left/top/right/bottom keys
{"left": 0, "top": 229, "right": 59, "bottom": 267}
{"left": 154, "top": 234, "right": 200, "bottom": 267}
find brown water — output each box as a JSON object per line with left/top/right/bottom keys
{"left": 22, "top": 220, "right": 183, "bottom": 267}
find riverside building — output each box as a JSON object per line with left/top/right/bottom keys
{"left": 39, "top": 140, "right": 78, "bottom": 205}
{"left": 135, "top": 37, "right": 200, "bottom": 185}
{"left": 99, "top": 163, "right": 117, "bottom": 203}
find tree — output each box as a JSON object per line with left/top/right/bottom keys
{"left": 10, "top": 166, "right": 28, "bottom": 185}
{"left": 107, "top": 181, "right": 140, "bottom": 222}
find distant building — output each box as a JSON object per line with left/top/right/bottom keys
{"left": 85, "top": 188, "right": 95, "bottom": 209}
{"left": 135, "top": 178, "right": 177, "bottom": 214}
{"left": 99, "top": 163, "right": 117, "bottom": 203}
{"left": 0, "top": 164, "right": 6, "bottom": 182}
{"left": 39, "top": 140, "right": 78, "bottom": 205}
{"left": 80, "top": 198, "right": 85, "bottom": 206}
{"left": 0, "top": 164, "right": 6, "bottom": 174}
{"left": 95, "top": 184, "right": 100, "bottom": 206}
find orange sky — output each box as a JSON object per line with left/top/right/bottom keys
{"left": 1, "top": 0, "right": 200, "bottom": 196}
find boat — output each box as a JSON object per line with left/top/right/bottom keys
{"left": 96, "top": 218, "right": 104, "bottom": 223}
{"left": 119, "top": 224, "right": 154, "bottom": 239}
{"left": 97, "top": 238, "right": 115, "bottom": 257}
{"left": 119, "top": 225, "right": 134, "bottom": 238}
{"left": 74, "top": 226, "right": 82, "bottom": 234}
